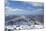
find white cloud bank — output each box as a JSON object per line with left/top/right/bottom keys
{"left": 5, "top": 6, "right": 43, "bottom": 16}
{"left": 31, "top": 2, "right": 43, "bottom": 7}
{"left": 5, "top": 0, "right": 44, "bottom": 16}
{"left": 5, "top": 7, "right": 32, "bottom": 16}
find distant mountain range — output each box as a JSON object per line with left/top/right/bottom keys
{"left": 5, "top": 15, "right": 44, "bottom": 26}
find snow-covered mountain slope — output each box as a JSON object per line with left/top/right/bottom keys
{"left": 5, "top": 15, "right": 44, "bottom": 29}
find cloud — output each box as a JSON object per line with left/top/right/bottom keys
{"left": 5, "top": 1, "right": 44, "bottom": 16}
{"left": 31, "top": 2, "right": 43, "bottom": 7}
{"left": 5, "top": 0, "right": 43, "bottom": 7}
{"left": 6, "top": 1, "right": 43, "bottom": 9}
{"left": 5, "top": 6, "right": 43, "bottom": 16}
{"left": 5, "top": 7, "right": 32, "bottom": 16}
{"left": 24, "top": 2, "right": 43, "bottom": 7}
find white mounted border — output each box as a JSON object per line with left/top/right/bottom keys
{"left": 0, "top": 0, "right": 46, "bottom": 31}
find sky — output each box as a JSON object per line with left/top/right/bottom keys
{"left": 5, "top": 0, "right": 44, "bottom": 16}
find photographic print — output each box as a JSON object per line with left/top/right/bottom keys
{"left": 5, "top": 0, "right": 44, "bottom": 31}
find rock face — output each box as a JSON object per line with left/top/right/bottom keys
{"left": 5, "top": 15, "right": 44, "bottom": 29}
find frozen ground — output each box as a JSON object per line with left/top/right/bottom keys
{"left": 5, "top": 25, "right": 43, "bottom": 31}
